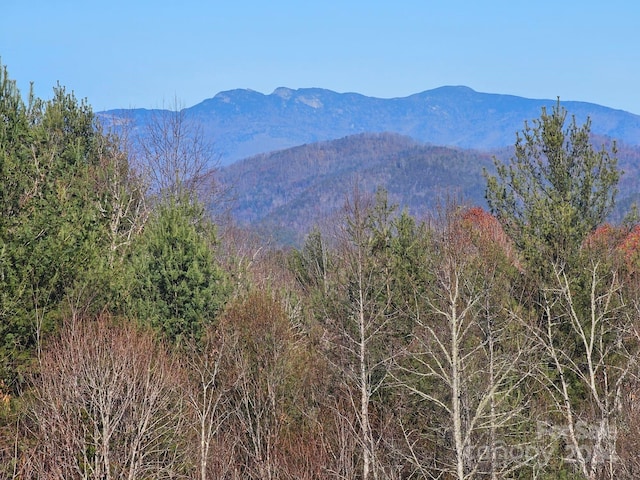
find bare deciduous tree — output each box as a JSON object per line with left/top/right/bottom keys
{"left": 135, "top": 98, "right": 218, "bottom": 206}
{"left": 532, "top": 262, "right": 638, "bottom": 480}
{"left": 28, "top": 314, "right": 185, "bottom": 480}
{"left": 393, "top": 208, "right": 536, "bottom": 480}
{"left": 94, "top": 127, "right": 148, "bottom": 268}
{"left": 184, "top": 327, "right": 239, "bottom": 480}
{"left": 219, "top": 291, "right": 312, "bottom": 480}
{"left": 321, "top": 187, "right": 401, "bottom": 480}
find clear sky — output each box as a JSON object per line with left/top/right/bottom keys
{"left": 3, "top": 0, "right": 639, "bottom": 114}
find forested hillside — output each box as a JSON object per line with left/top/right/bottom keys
{"left": 3, "top": 63, "right": 640, "bottom": 480}
{"left": 217, "top": 133, "right": 494, "bottom": 244}
{"left": 218, "top": 132, "right": 640, "bottom": 245}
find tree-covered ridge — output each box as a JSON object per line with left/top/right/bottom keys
{"left": 218, "top": 132, "right": 494, "bottom": 244}
{"left": 216, "top": 131, "right": 640, "bottom": 247}
{"left": 2, "top": 62, "right": 640, "bottom": 480}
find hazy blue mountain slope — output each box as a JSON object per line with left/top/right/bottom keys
{"left": 99, "top": 86, "right": 640, "bottom": 166}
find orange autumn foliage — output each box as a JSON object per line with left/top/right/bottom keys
{"left": 584, "top": 223, "right": 640, "bottom": 271}
{"left": 459, "top": 207, "right": 517, "bottom": 263}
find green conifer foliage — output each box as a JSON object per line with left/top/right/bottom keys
{"left": 0, "top": 64, "right": 138, "bottom": 389}
{"left": 127, "top": 198, "right": 228, "bottom": 345}
{"left": 485, "top": 100, "right": 620, "bottom": 272}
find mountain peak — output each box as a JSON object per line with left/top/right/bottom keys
{"left": 270, "top": 87, "right": 324, "bottom": 107}
{"left": 211, "top": 88, "right": 264, "bottom": 102}
{"left": 430, "top": 85, "right": 477, "bottom": 94}
{"left": 272, "top": 87, "right": 294, "bottom": 99}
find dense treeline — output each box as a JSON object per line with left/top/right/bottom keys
{"left": 2, "top": 63, "right": 640, "bottom": 480}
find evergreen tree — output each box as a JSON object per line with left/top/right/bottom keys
{"left": 0, "top": 67, "right": 125, "bottom": 388}
{"left": 485, "top": 100, "right": 620, "bottom": 273}
{"left": 127, "top": 198, "right": 228, "bottom": 345}
{"left": 289, "top": 226, "right": 329, "bottom": 294}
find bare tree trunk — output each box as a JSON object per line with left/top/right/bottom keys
{"left": 449, "top": 278, "right": 466, "bottom": 480}
{"left": 531, "top": 262, "right": 636, "bottom": 480}
{"left": 487, "top": 315, "right": 498, "bottom": 480}
{"left": 357, "top": 243, "right": 375, "bottom": 480}
{"left": 392, "top": 208, "right": 536, "bottom": 480}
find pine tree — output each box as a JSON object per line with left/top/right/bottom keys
{"left": 127, "top": 198, "right": 228, "bottom": 345}
{"left": 0, "top": 69, "right": 124, "bottom": 388}
{"left": 485, "top": 100, "right": 620, "bottom": 273}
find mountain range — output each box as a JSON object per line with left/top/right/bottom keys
{"left": 99, "top": 86, "right": 640, "bottom": 166}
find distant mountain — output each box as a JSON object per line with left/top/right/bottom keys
{"left": 217, "top": 132, "right": 496, "bottom": 244}
{"left": 99, "top": 86, "right": 640, "bottom": 166}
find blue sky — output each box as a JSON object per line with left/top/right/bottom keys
{"left": 3, "top": 0, "right": 639, "bottom": 114}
